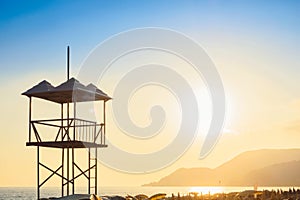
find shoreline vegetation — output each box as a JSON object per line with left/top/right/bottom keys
{"left": 43, "top": 188, "right": 300, "bottom": 200}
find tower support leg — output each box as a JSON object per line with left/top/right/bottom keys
{"left": 37, "top": 146, "right": 40, "bottom": 200}
{"left": 95, "top": 147, "right": 98, "bottom": 195}
{"left": 62, "top": 148, "right": 64, "bottom": 197}
{"left": 88, "top": 148, "right": 91, "bottom": 194}
{"left": 72, "top": 148, "right": 75, "bottom": 194}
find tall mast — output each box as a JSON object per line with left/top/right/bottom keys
{"left": 67, "top": 46, "right": 70, "bottom": 81}
{"left": 66, "top": 46, "right": 70, "bottom": 195}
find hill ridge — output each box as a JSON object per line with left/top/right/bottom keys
{"left": 144, "top": 149, "right": 300, "bottom": 186}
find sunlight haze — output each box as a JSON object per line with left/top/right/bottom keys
{"left": 0, "top": 0, "right": 299, "bottom": 188}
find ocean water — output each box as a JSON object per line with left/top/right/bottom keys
{"left": 0, "top": 186, "right": 299, "bottom": 200}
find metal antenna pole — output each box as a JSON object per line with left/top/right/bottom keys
{"left": 67, "top": 46, "right": 70, "bottom": 80}
{"left": 66, "top": 46, "right": 70, "bottom": 195}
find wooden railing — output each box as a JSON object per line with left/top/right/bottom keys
{"left": 29, "top": 118, "right": 105, "bottom": 145}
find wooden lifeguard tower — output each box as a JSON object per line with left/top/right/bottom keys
{"left": 22, "top": 47, "right": 111, "bottom": 199}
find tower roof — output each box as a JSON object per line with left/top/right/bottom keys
{"left": 22, "top": 78, "right": 111, "bottom": 103}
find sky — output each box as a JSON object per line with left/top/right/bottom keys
{"left": 0, "top": 0, "right": 300, "bottom": 187}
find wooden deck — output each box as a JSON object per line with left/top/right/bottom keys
{"left": 26, "top": 141, "right": 108, "bottom": 148}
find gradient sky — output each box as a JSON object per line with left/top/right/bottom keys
{"left": 0, "top": 0, "right": 300, "bottom": 187}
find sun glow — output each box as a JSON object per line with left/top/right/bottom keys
{"left": 223, "top": 91, "right": 238, "bottom": 132}
{"left": 188, "top": 186, "right": 224, "bottom": 195}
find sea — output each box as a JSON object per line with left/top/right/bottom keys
{"left": 0, "top": 186, "right": 299, "bottom": 200}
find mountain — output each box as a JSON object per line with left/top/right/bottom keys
{"left": 144, "top": 149, "right": 300, "bottom": 186}
{"left": 148, "top": 168, "right": 216, "bottom": 186}
{"left": 244, "top": 160, "right": 300, "bottom": 186}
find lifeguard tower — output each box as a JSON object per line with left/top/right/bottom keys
{"left": 22, "top": 47, "right": 111, "bottom": 199}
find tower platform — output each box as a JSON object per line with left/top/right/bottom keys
{"left": 26, "top": 141, "right": 108, "bottom": 148}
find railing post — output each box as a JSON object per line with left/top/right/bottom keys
{"left": 73, "top": 101, "right": 76, "bottom": 141}
{"left": 94, "top": 122, "right": 96, "bottom": 143}
{"left": 85, "top": 122, "right": 87, "bottom": 142}
{"left": 103, "top": 100, "right": 106, "bottom": 145}
{"left": 29, "top": 97, "right": 32, "bottom": 143}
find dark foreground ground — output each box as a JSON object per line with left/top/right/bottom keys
{"left": 166, "top": 188, "right": 300, "bottom": 200}
{"left": 44, "top": 188, "right": 300, "bottom": 200}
